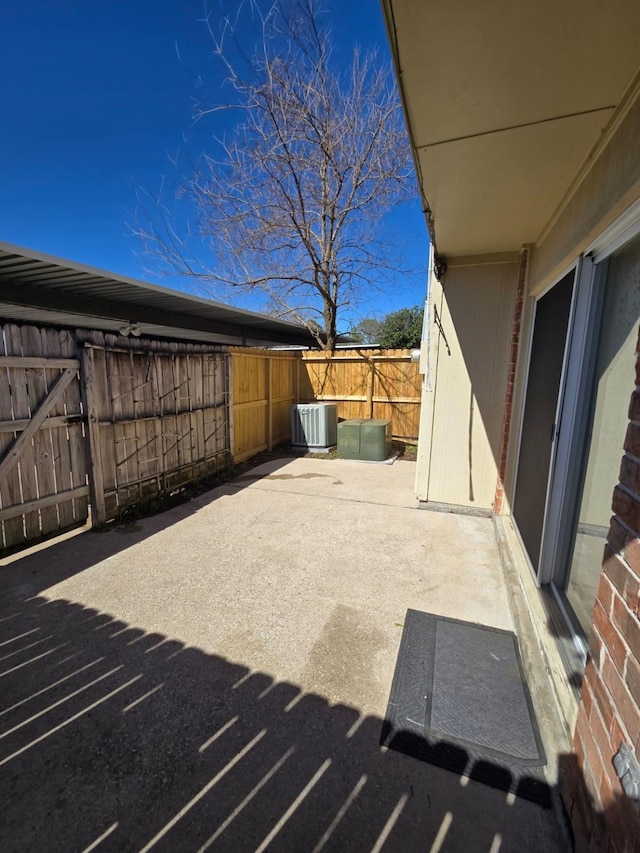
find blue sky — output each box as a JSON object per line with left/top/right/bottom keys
{"left": 0, "top": 0, "right": 429, "bottom": 329}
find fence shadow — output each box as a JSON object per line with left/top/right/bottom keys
{"left": 0, "top": 592, "right": 573, "bottom": 852}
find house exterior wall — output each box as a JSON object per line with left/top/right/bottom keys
{"left": 415, "top": 257, "right": 517, "bottom": 509}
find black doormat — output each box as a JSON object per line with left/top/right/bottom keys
{"left": 381, "top": 610, "right": 550, "bottom": 806}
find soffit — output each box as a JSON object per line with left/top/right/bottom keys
{"left": 386, "top": 0, "right": 640, "bottom": 256}
{"left": 418, "top": 110, "right": 610, "bottom": 257}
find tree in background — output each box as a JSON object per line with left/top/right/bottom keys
{"left": 377, "top": 305, "right": 423, "bottom": 349}
{"left": 349, "top": 317, "right": 382, "bottom": 344}
{"left": 134, "top": 0, "right": 414, "bottom": 350}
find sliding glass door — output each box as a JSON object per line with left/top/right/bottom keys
{"left": 559, "top": 235, "right": 640, "bottom": 637}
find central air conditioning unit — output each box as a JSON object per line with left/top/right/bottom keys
{"left": 291, "top": 403, "right": 338, "bottom": 452}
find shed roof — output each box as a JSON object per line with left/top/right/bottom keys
{"left": 0, "top": 241, "right": 327, "bottom": 347}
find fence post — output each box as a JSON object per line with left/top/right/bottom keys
{"left": 227, "top": 353, "right": 235, "bottom": 462}
{"left": 80, "top": 345, "right": 106, "bottom": 527}
{"left": 267, "top": 357, "right": 273, "bottom": 451}
{"left": 368, "top": 357, "right": 375, "bottom": 420}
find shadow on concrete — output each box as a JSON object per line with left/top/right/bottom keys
{"left": 0, "top": 591, "right": 571, "bottom": 852}
{"left": 0, "top": 458, "right": 292, "bottom": 595}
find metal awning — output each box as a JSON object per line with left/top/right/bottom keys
{"left": 0, "top": 241, "right": 329, "bottom": 347}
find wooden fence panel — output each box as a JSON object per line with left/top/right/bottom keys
{"left": 0, "top": 323, "right": 89, "bottom": 554}
{"left": 301, "top": 349, "right": 421, "bottom": 440}
{"left": 231, "top": 350, "right": 298, "bottom": 462}
{"left": 85, "top": 339, "right": 230, "bottom": 520}
{"left": 230, "top": 347, "right": 421, "bottom": 462}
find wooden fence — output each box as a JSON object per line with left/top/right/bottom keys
{"left": 0, "top": 325, "right": 230, "bottom": 555}
{"left": 230, "top": 348, "right": 421, "bottom": 462}
{"left": 231, "top": 349, "right": 299, "bottom": 463}
{"left": 82, "top": 333, "right": 230, "bottom": 523}
{"left": 0, "top": 323, "right": 88, "bottom": 553}
{"left": 301, "top": 349, "right": 421, "bottom": 438}
{"left": 0, "top": 323, "right": 420, "bottom": 556}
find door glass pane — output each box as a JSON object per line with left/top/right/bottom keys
{"left": 564, "top": 236, "right": 640, "bottom": 636}
{"left": 513, "top": 272, "right": 574, "bottom": 571}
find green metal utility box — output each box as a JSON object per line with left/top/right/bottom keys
{"left": 360, "top": 419, "right": 392, "bottom": 461}
{"left": 337, "top": 418, "right": 392, "bottom": 461}
{"left": 337, "top": 419, "right": 365, "bottom": 458}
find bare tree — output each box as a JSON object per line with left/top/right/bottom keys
{"left": 136, "top": 0, "right": 414, "bottom": 350}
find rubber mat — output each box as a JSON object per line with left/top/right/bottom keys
{"left": 381, "top": 610, "right": 550, "bottom": 806}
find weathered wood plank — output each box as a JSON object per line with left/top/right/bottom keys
{"left": 0, "top": 368, "right": 77, "bottom": 486}
{"left": 0, "top": 486, "right": 90, "bottom": 522}
{"left": 27, "top": 327, "right": 58, "bottom": 536}
{"left": 80, "top": 346, "right": 107, "bottom": 526}
{"left": 0, "top": 325, "right": 25, "bottom": 547}
{"left": 9, "top": 327, "right": 39, "bottom": 536}
{"left": 43, "top": 327, "right": 76, "bottom": 532}
{"left": 0, "top": 414, "right": 85, "bottom": 434}
{"left": 0, "top": 356, "right": 79, "bottom": 369}
{"left": 58, "top": 331, "right": 88, "bottom": 522}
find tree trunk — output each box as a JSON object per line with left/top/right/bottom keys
{"left": 323, "top": 302, "right": 336, "bottom": 351}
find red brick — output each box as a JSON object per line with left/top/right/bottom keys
{"left": 610, "top": 716, "right": 627, "bottom": 756}
{"left": 625, "top": 655, "right": 640, "bottom": 707}
{"left": 593, "top": 599, "right": 627, "bottom": 674}
{"left": 628, "top": 390, "right": 640, "bottom": 424}
{"left": 620, "top": 453, "right": 640, "bottom": 493}
{"left": 599, "top": 764, "right": 617, "bottom": 810}
{"left": 582, "top": 677, "right": 594, "bottom": 720}
{"left": 605, "top": 553, "right": 640, "bottom": 613}
{"left": 608, "top": 517, "right": 640, "bottom": 583}
{"left": 608, "top": 517, "right": 629, "bottom": 553}
{"left": 576, "top": 709, "right": 606, "bottom": 808}
{"left": 596, "top": 571, "right": 614, "bottom": 615}
{"left": 569, "top": 791, "right": 594, "bottom": 853}
{"left": 612, "top": 486, "right": 640, "bottom": 534}
{"left": 624, "top": 540, "right": 640, "bottom": 586}
{"left": 588, "top": 691, "right": 615, "bottom": 767}
{"left": 588, "top": 627, "right": 603, "bottom": 670}
{"left": 573, "top": 713, "right": 588, "bottom": 769}
{"left": 624, "top": 422, "right": 640, "bottom": 459}
{"left": 602, "top": 655, "right": 640, "bottom": 746}
{"left": 606, "top": 794, "right": 640, "bottom": 853}
{"left": 586, "top": 664, "right": 615, "bottom": 730}
{"left": 612, "top": 594, "right": 640, "bottom": 661}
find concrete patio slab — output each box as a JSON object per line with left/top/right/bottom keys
{"left": 0, "top": 457, "right": 568, "bottom": 852}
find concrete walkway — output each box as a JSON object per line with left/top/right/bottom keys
{"left": 0, "top": 457, "right": 568, "bottom": 852}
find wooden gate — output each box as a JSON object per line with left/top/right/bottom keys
{"left": 0, "top": 324, "right": 89, "bottom": 554}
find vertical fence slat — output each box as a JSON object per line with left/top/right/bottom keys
{"left": 81, "top": 345, "right": 106, "bottom": 527}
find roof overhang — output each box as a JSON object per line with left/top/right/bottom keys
{"left": 0, "top": 242, "right": 334, "bottom": 348}
{"left": 382, "top": 0, "right": 640, "bottom": 257}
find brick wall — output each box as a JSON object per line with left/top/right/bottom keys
{"left": 564, "top": 326, "right": 640, "bottom": 852}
